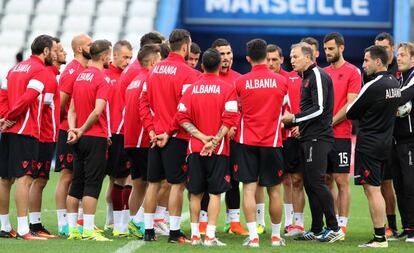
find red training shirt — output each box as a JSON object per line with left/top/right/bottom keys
{"left": 104, "top": 63, "right": 124, "bottom": 135}
{"left": 40, "top": 66, "right": 60, "bottom": 143}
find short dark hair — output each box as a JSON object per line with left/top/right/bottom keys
{"left": 323, "top": 32, "right": 345, "bottom": 46}
{"left": 31, "top": 34, "right": 54, "bottom": 55}
{"left": 267, "top": 44, "right": 283, "bottom": 57}
{"left": 159, "top": 42, "right": 171, "bottom": 59}
{"left": 247, "top": 38, "right": 267, "bottom": 62}
{"left": 90, "top": 39, "right": 112, "bottom": 61}
{"left": 365, "top": 45, "right": 388, "bottom": 66}
{"left": 138, "top": 44, "right": 160, "bottom": 67}
{"left": 140, "top": 32, "right": 163, "bottom": 48}
{"left": 114, "top": 40, "right": 132, "bottom": 52}
{"left": 375, "top": 32, "right": 394, "bottom": 46}
{"left": 211, "top": 38, "right": 230, "bottom": 48}
{"left": 301, "top": 37, "right": 319, "bottom": 51}
{"left": 190, "top": 42, "right": 201, "bottom": 54}
{"left": 202, "top": 48, "right": 221, "bottom": 72}
{"left": 169, "top": 29, "right": 191, "bottom": 51}
{"left": 52, "top": 37, "right": 60, "bottom": 44}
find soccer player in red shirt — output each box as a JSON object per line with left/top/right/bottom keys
{"left": 103, "top": 40, "right": 134, "bottom": 237}
{"left": 140, "top": 29, "right": 198, "bottom": 243}
{"left": 186, "top": 42, "right": 201, "bottom": 69}
{"left": 28, "top": 37, "right": 65, "bottom": 238}
{"left": 233, "top": 39, "right": 288, "bottom": 247}
{"left": 55, "top": 34, "right": 92, "bottom": 235}
{"left": 0, "top": 35, "right": 55, "bottom": 240}
{"left": 176, "top": 48, "right": 239, "bottom": 246}
{"left": 323, "top": 32, "right": 361, "bottom": 238}
{"left": 66, "top": 39, "right": 112, "bottom": 241}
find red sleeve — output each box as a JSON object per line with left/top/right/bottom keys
{"left": 96, "top": 79, "right": 111, "bottom": 101}
{"left": 0, "top": 81, "right": 9, "bottom": 117}
{"left": 139, "top": 81, "right": 154, "bottom": 132}
{"left": 176, "top": 88, "right": 192, "bottom": 126}
{"left": 59, "top": 72, "right": 76, "bottom": 95}
{"left": 222, "top": 87, "right": 240, "bottom": 128}
{"left": 348, "top": 68, "right": 362, "bottom": 94}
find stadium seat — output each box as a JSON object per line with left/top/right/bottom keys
{"left": 0, "top": 31, "right": 26, "bottom": 48}
{"left": 0, "top": 46, "right": 21, "bottom": 63}
{"left": 62, "top": 16, "right": 92, "bottom": 33}
{"left": 125, "top": 17, "right": 154, "bottom": 34}
{"left": 124, "top": 32, "right": 146, "bottom": 51}
{"left": 67, "top": 0, "right": 96, "bottom": 16}
{"left": 93, "top": 32, "right": 119, "bottom": 44}
{"left": 31, "top": 15, "right": 61, "bottom": 33}
{"left": 97, "top": 0, "right": 126, "bottom": 17}
{"left": 94, "top": 16, "right": 122, "bottom": 34}
{"left": 5, "top": 0, "right": 33, "bottom": 15}
{"left": 35, "top": 0, "right": 65, "bottom": 15}
{"left": 128, "top": 0, "right": 157, "bottom": 17}
{"left": 1, "top": 14, "right": 30, "bottom": 31}
{"left": 28, "top": 31, "right": 59, "bottom": 46}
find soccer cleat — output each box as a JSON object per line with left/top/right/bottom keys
{"left": 223, "top": 223, "right": 230, "bottom": 233}
{"left": 168, "top": 232, "right": 191, "bottom": 244}
{"left": 385, "top": 227, "right": 398, "bottom": 241}
{"left": 82, "top": 229, "right": 112, "bottom": 241}
{"left": 358, "top": 236, "right": 388, "bottom": 248}
{"left": 318, "top": 228, "right": 345, "bottom": 243}
{"left": 154, "top": 220, "right": 169, "bottom": 236}
{"left": 271, "top": 236, "right": 286, "bottom": 246}
{"left": 191, "top": 235, "right": 202, "bottom": 245}
{"left": 31, "top": 226, "right": 59, "bottom": 239}
{"left": 242, "top": 237, "right": 260, "bottom": 247}
{"left": 397, "top": 230, "right": 408, "bottom": 240}
{"left": 68, "top": 227, "right": 82, "bottom": 240}
{"left": 77, "top": 219, "right": 102, "bottom": 234}
{"left": 144, "top": 229, "right": 157, "bottom": 241}
{"left": 256, "top": 224, "right": 266, "bottom": 234}
{"left": 128, "top": 221, "right": 143, "bottom": 239}
{"left": 199, "top": 222, "right": 207, "bottom": 235}
{"left": 294, "top": 230, "right": 321, "bottom": 241}
{"left": 0, "top": 229, "right": 17, "bottom": 238}
{"left": 228, "top": 222, "right": 249, "bottom": 235}
{"left": 285, "top": 225, "right": 305, "bottom": 237}
{"left": 340, "top": 226, "right": 347, "bottom": 241}
{"left": 17, "top": 232, "right": 48, "bottom": 240}
{"left": 59, "top": 224, "right": 69, "bottom": 236}
{"left": 112, "top": 229, "right": 130, "bottom": 238}
{"left": 204, "top": 236, "right": 226, "bottom": 246}
{"left": 104, "top": 224, "right": 114, "bottom": 231}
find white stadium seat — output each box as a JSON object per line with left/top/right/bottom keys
{"left": 62, "top": 16, "right": 92, "bottom": 33}
{"left": 97, "top": 0, "right": 126, "bottom": 17}
{"left": 1, "top": 14, "right": 29, "bottom": 31}
{"left": 0, "top": 46, "right": 21, "bottom": 63}
{"left": 128, "top": 0, "right": 157, "bottom": 17}
{"left": 125, "top": 17, "right": 154, "bottom": 33}
{"left": 93, "top": 32, "right": 119, "bottom": 44}
{"left": 35, "top": 0, "right": 65, "bottom": 15}
{"left": 5, "top": 0, "right": 33, "bottom": 15}
{"left": 27, "top": 31, "right": 59, "bottom": 47}
{"left": 31, "top": 15, "right": 61, "bottom": 32}
{"left": 124, "top": 32, "right": 146, "bottom": 51}
{"left": 0, "top": 31, "right": 26, "bottom": 48}
{"left": 67, "top": 0, "right": 96, "bottom": 16}
{"left": 94, "top": 16, "right": 122, "bottom": 34}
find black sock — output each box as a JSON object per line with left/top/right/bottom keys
{"left": 169, "top": 229, "right": 180, "bottom": 238}
{"left": 29, "top": 223, "right": 43, "bottom": 231}
{"left": 145, "top": 228, "right": 155, "bottom": 236}
{"left": 374, "top": 227, "right": 386, "bottom": 239}
{"left": 387, "top": 215, "right": 397, "bottom": 230}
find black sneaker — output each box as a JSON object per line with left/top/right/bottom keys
{"left": 144, "top": 229, "right": 157, "bottom": 241}
{"left": 398, "top": 230, "right": 409, "bottom": 240}
{"left": 0, "top": 229, "right": 17, "bottom": 238}
{"left": 168, "top": 232, "right": 191, "bottom": 244}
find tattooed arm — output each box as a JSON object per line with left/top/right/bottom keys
{"left": 181, "top": 121, "right": 212, "bottom": 144}
{"left": 201, "top": 124, "right": 230, "bottom": 156}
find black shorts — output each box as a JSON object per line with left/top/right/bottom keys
{"left": 234, "top": 143, "right": 284, "bottom": 187}
{"left": 282, "top": 137, "right": 303, "bottom": 173}
{"left": 327, "top": 138, "right": 351, "bottom": 173}
{"left": 0, "top": 133, "right": 39, "bottom": 179}
{"left": 187, "top": 154, "right": 231, "bottom": 194}
{"left": 106, "top": 134, "right": 130, "bottom": 179}
{"left": 229, "top": 140, "right": 238, "bottom": 176}
{"left": 382, "top": 150, "right": 393, "bottom": 181}
{"left": 55, "top": 130, "right": 74, "bottom": 172}
{"left": 147, "top": 137, "right": 188, "bottom": 184}
{"left": 35, "top": 142, "right": 55, "bottom": 179}
{"left": 125, "top": 148, "right": 148, "bottom": 180}
{"left": 354, "top": 151, "right": 385, "bottom": 187}
{"left": 69, "top": 136, "right": 108, "bottom": 199}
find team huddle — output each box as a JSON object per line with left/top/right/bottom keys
{"left": 0, "top": 28, "right": 413, "bottom": 249}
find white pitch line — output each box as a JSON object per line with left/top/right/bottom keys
{"left": 113, "top": 211, "right": 190, "bottom": 253}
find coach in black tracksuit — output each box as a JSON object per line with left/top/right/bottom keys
{"left": 391, "top": 43, "right": 414, "bottom": 241}
{"left": 283, "top": 42, "right": 341, "bottom": 242}
{"left": 346, "top": 45, "right": 400, "bottom": 247}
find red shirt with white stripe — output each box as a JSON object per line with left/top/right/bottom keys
{"left": 40, "top": 66, "right": 60, "bottom": 143}
{"left": 119, "top": 59, "right": 141, "bottom": 100}
{"left": 124, "top": 68, "right": 150, "bottom": 148}
{"left": 104, "top": 63, "right": 125, "bottom": 135}
{"left": 139, "top": 52, "right": 199, "bottom": 140}
{"left": 59, "top": 59, "right": 86, "bottom": 131}
{"left": 234, "top": 64, "right": 287, "bottom": 147}
{"left": 324, "top": 61, "right": 361, "bottom": 138}
{"left": 283, "top": 71, "right": 303, "bottom": 139}
{"left": 2, "top": 55, "right": 48, "bottom": 139}
{"left": 176, "top": 73, "right": 239, "bottom": 156}
{"left": 72, "top": 66, "right": 111, "bottom": 138}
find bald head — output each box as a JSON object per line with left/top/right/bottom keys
{"left": 71, "top": 34, "right": 92, "bottom": 59}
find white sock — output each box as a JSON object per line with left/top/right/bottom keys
{"left": 113, "top": 210, "right": 123, "bottom": 231}
{"left": 336, "top": 214, "right": 339, "bottom": 223}
{"left": 29, "top": 212, "right": 41, "bottom": 225}
{"left": 170, "top": 216, "right": 181, "bottom": 231}
{"left": 133, "top": 206, "right": 144, "bottom": 224}
{"left": 338, "top": 216, "right": 348, "bottom": 227}
{"left": 144, "top": 213, "right": 154, "bottom": 229}
{"left": 284, "top": 204, "right": 293, "bottom": 227}
{"left": 294, "top": 212, "right": 304, "bottom": 227}
{"left": 67, "top": 213, "right": 78, "bottom": 229}
{"left": 164, "top": 210, "right": 170, "bottom": 223}
{"left": 106, "top": 203, "right": 114, "bottom": 225}
{"left": 17, "top": 216, "right": 29, "bottom": 235}
{"left": 83, "top": 214, "right": 94, "bottom": 231}
{"left": 199, "top": 210, "right": 208, "bottom": 223}
{"left": 206, "top": 225, "right": 216, "bottom": 239}
{"left": 191, "top": 222, "right": 200, "bottom": 238}
{"left": 78, "top": 208, "right": 84, "bottom": 220}
{"left": 228, "top": 209, "right": 240, "bottom": 223}
{"left": 57, "top": 209, "right": 67, "bottom": 230}
{"left": 256, "top": 203, "right": 265, "bottom": 226}
{"left": 154, "top": 206, "right": 166, "bottom": 221}
{"left": 225, "top": 210, "right": 230, "bottom": 224}
{"left": 0, "top": 214, "right": 12, "bottom": 232}
{"left": 271, "top": 223, "right": 281, "bottom": 237}
{"left": 122, "top": 209, "right": 130, "bottom": 232}
{"left": 246, "top": 222, "right": 258, "bottom": 240}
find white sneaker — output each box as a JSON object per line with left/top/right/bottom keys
{"left": 242, "top": 237, "right": 259, "bottom": 247}
{"left": 406, "top": 236, "right": 414, "bottom": 243}
{"left": 191, "top": 235, "right": 202, "bottom": 246}
{"left": 271, "top": 236, "right": 286, "bottom": 246}
{"left": 318, "top": 228, "right": 345, "bottom": 243}
{"left": 154, "top": 221, "right": 169, "bottom": 236}
{"left": 358, "top": 236, "right": 388, "bottom": 248}
{"left": 204, "top": 236, "right": 226, "bottom": 246}
{"left": 285, "top": 225, "right": 305, "bottom": 237}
